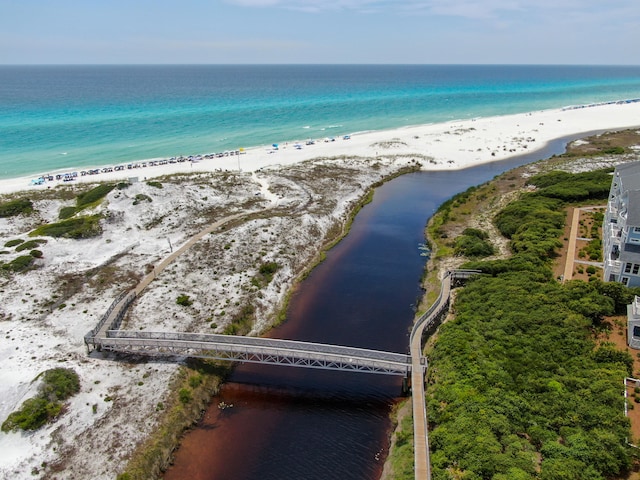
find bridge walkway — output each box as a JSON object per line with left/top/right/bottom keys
{"left": 93, "top": 330, "right": 412, "bottom": 375}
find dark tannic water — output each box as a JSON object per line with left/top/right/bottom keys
{"left": 163, "top": 137, "right": 598, "bottom": 480}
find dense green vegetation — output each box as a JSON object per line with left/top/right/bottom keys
{"left": 454, "top": 228, "right": 495, "bottom": 258}
{"left": 526, "top": 169, "right": 613, "bottom": 202}
{"left": 428, "top": 274, "right": 632, "bottom": 479}
{"left": 31, "top": 214, "right": 102, "bottom": 239}
{"left": 0, "top": 198, "right": 33, "bottom": 217}
{"left": 2, "top": 368, "right": 80, "bottom": 432}
{"left": 58, "top": 184, "right": 115, "bottom": 219}
{"left": 76, "top": 184, "right": 116, "bottom": 207}
{"left": 15, "top": 238, "right": 47, "bottom": 252}
{"left": 421, "top": 168, "right": 636, "bottom": 479}
{"left": 1, "top": 255, "right": 35, "bottom": 272}
{"left": 4, "top": 239, "right": 24, "bottom": 248}
{"left": 59, "top": 205, "right": 79, "bottom": 219}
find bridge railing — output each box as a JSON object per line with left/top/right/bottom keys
{"left": 84, "top": 290, "right": 136, "bottom": 348}
{"left": 105, "top": 330, "right": 411, "bottom": 364}
{"left": 410, "top": 269, "right": 481, "bottom": 346}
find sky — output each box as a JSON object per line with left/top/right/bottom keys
{"left": 0, "top": 0, "right": 638, "bottom": 65}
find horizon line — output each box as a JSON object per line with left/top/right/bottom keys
{"left": 1, "top": 62, "right": 640, "bottom": 67}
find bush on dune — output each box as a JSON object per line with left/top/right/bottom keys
{"left": 0, "top": 198, "right": 33, "bottom": 217}
{"left": 31, "top": 215, "right": 103, "bottom": 239}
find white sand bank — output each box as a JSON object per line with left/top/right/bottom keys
{"left": 2, "top": 100, "right": 640, "bottom": 196}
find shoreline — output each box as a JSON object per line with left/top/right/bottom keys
{"left": 2, "top": 99, "right": 640, "bottom": 196}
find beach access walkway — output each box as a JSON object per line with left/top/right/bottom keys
{"left": 562, "top": 206, "right": 604, "bottom": 283}
{"left": 409, "top": 270, "right": 480, "bottom": 480}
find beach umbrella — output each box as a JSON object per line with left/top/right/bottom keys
{"left": 272, "top": 143, "right": 279, "bottom": 148}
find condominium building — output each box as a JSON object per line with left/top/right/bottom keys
{"left": 603, "top": 161, "right": 640, "bottom": 287}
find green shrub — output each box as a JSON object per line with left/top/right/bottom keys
{"left": 176, "top": 294, "right": 193, "bottom": 307}
{"left": 178, "top": 388, "right": 192, "bottom": 404}
{"left": 1, "top": 397, "right": 55, "bottom": 432}
{"left": 59, "top": 206, "right": 79, "bottom": 220}
{"left": 30, "top": 249, "right": 43, "bottom": 258}
{"left": 147, "top": 181, "right": 163, "bottom": 189}
{"left": 2, "top": 255, "right": 35, "bottom": 273}
{"left": 39, "top": 368, "right": 80, "bottom": 401}
{"left": 15, "top": 239, "right": 46, "bottom": 252}
{"left": 116, "top": 182, "right": 131, "bottom": 190}
{"left": 4, "top": 239, "right": 24, "bottom": 248}
{"left": 461, "top": 228, "right": 489, "bottom": 239}
{"left": 31, "top": 215, "right": 102, "bottom": 239}
{"left": 586, "top": 266, "right": 597, "bottom": 275}
{"left": 253, "top": 261, "right": 280, "bottom": 286}
{"left": 76, "top": 184, "right": 115, "bottom": 207}
{"left": 223, "top": 304, "right": 255, "bottom": 336}
{"left": 1, "top": 368, "right": 80, "bottom": 432}
{"left": 0, "top": 198, "right": 33, "bottom": 217}
{"left": 432, "top": 168, "right": 634, "bottom": 479}
{"left": 133, "top": 194, "right": 152, "bottom": 205}
{"left": 188, "top": 374, "right": 203, "bottom": 388}
{"left": 454, "top": 229, "right": 495, "bottom": 258}
{"left": 604, "top": 146, "right": 625, "bottom": 155}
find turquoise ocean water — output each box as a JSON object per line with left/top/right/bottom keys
{"left": 1, "top": 65, "right": 640, "bottom": 180}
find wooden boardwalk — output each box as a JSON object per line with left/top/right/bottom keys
{"left": 409, "top": 270, "right": 479, "bottom": 480}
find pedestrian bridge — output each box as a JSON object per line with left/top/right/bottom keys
{"left": 84, "top": 269, "right": 480, "bottom": 379}
{"left": 89, "top": 330, "right": 414, "bottom": 376}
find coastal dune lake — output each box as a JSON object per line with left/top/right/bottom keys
{"left": 163, "top": 141, "right": 579, "bottom": 480}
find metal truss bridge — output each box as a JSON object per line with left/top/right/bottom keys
{"left": 87, "top": 330, "right": 413, "bottom": 376}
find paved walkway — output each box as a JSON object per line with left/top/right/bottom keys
{"left": 562, "top": 207, "right": 581, "bottom": 282}
{"left": 562, "top": 206, "right": 605, "bottom": 283}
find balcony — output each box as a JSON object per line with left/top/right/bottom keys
{"left": 606, "top": 259, "right": 622, "bottom": 276}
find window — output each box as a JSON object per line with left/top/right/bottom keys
{"left": 634, "top": 264, "right": 640, "bottom": 275}
{"left": 623, "top": 277, "right": 630, "bottom": 286}
{"left": 634, "top": 227, "right": 640, "bottom": 233}
{"left": 625, "top": 263, "right": 632, "bottom": 273}
{"left": 634, "top": 325, "right": 640, "bottom": 338}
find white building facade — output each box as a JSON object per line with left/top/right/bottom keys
{"left": 628, "top": 296, "right": 640, "bottom": 349}
{"left": 603, "top": 161, "right": 640, "bottom": 287}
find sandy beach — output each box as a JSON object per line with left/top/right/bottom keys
{"left": 1, "top": 100, "right": 640, "bottom": 479}
{"left": 2, "top": 100, "right": 640, "bottom": 196}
